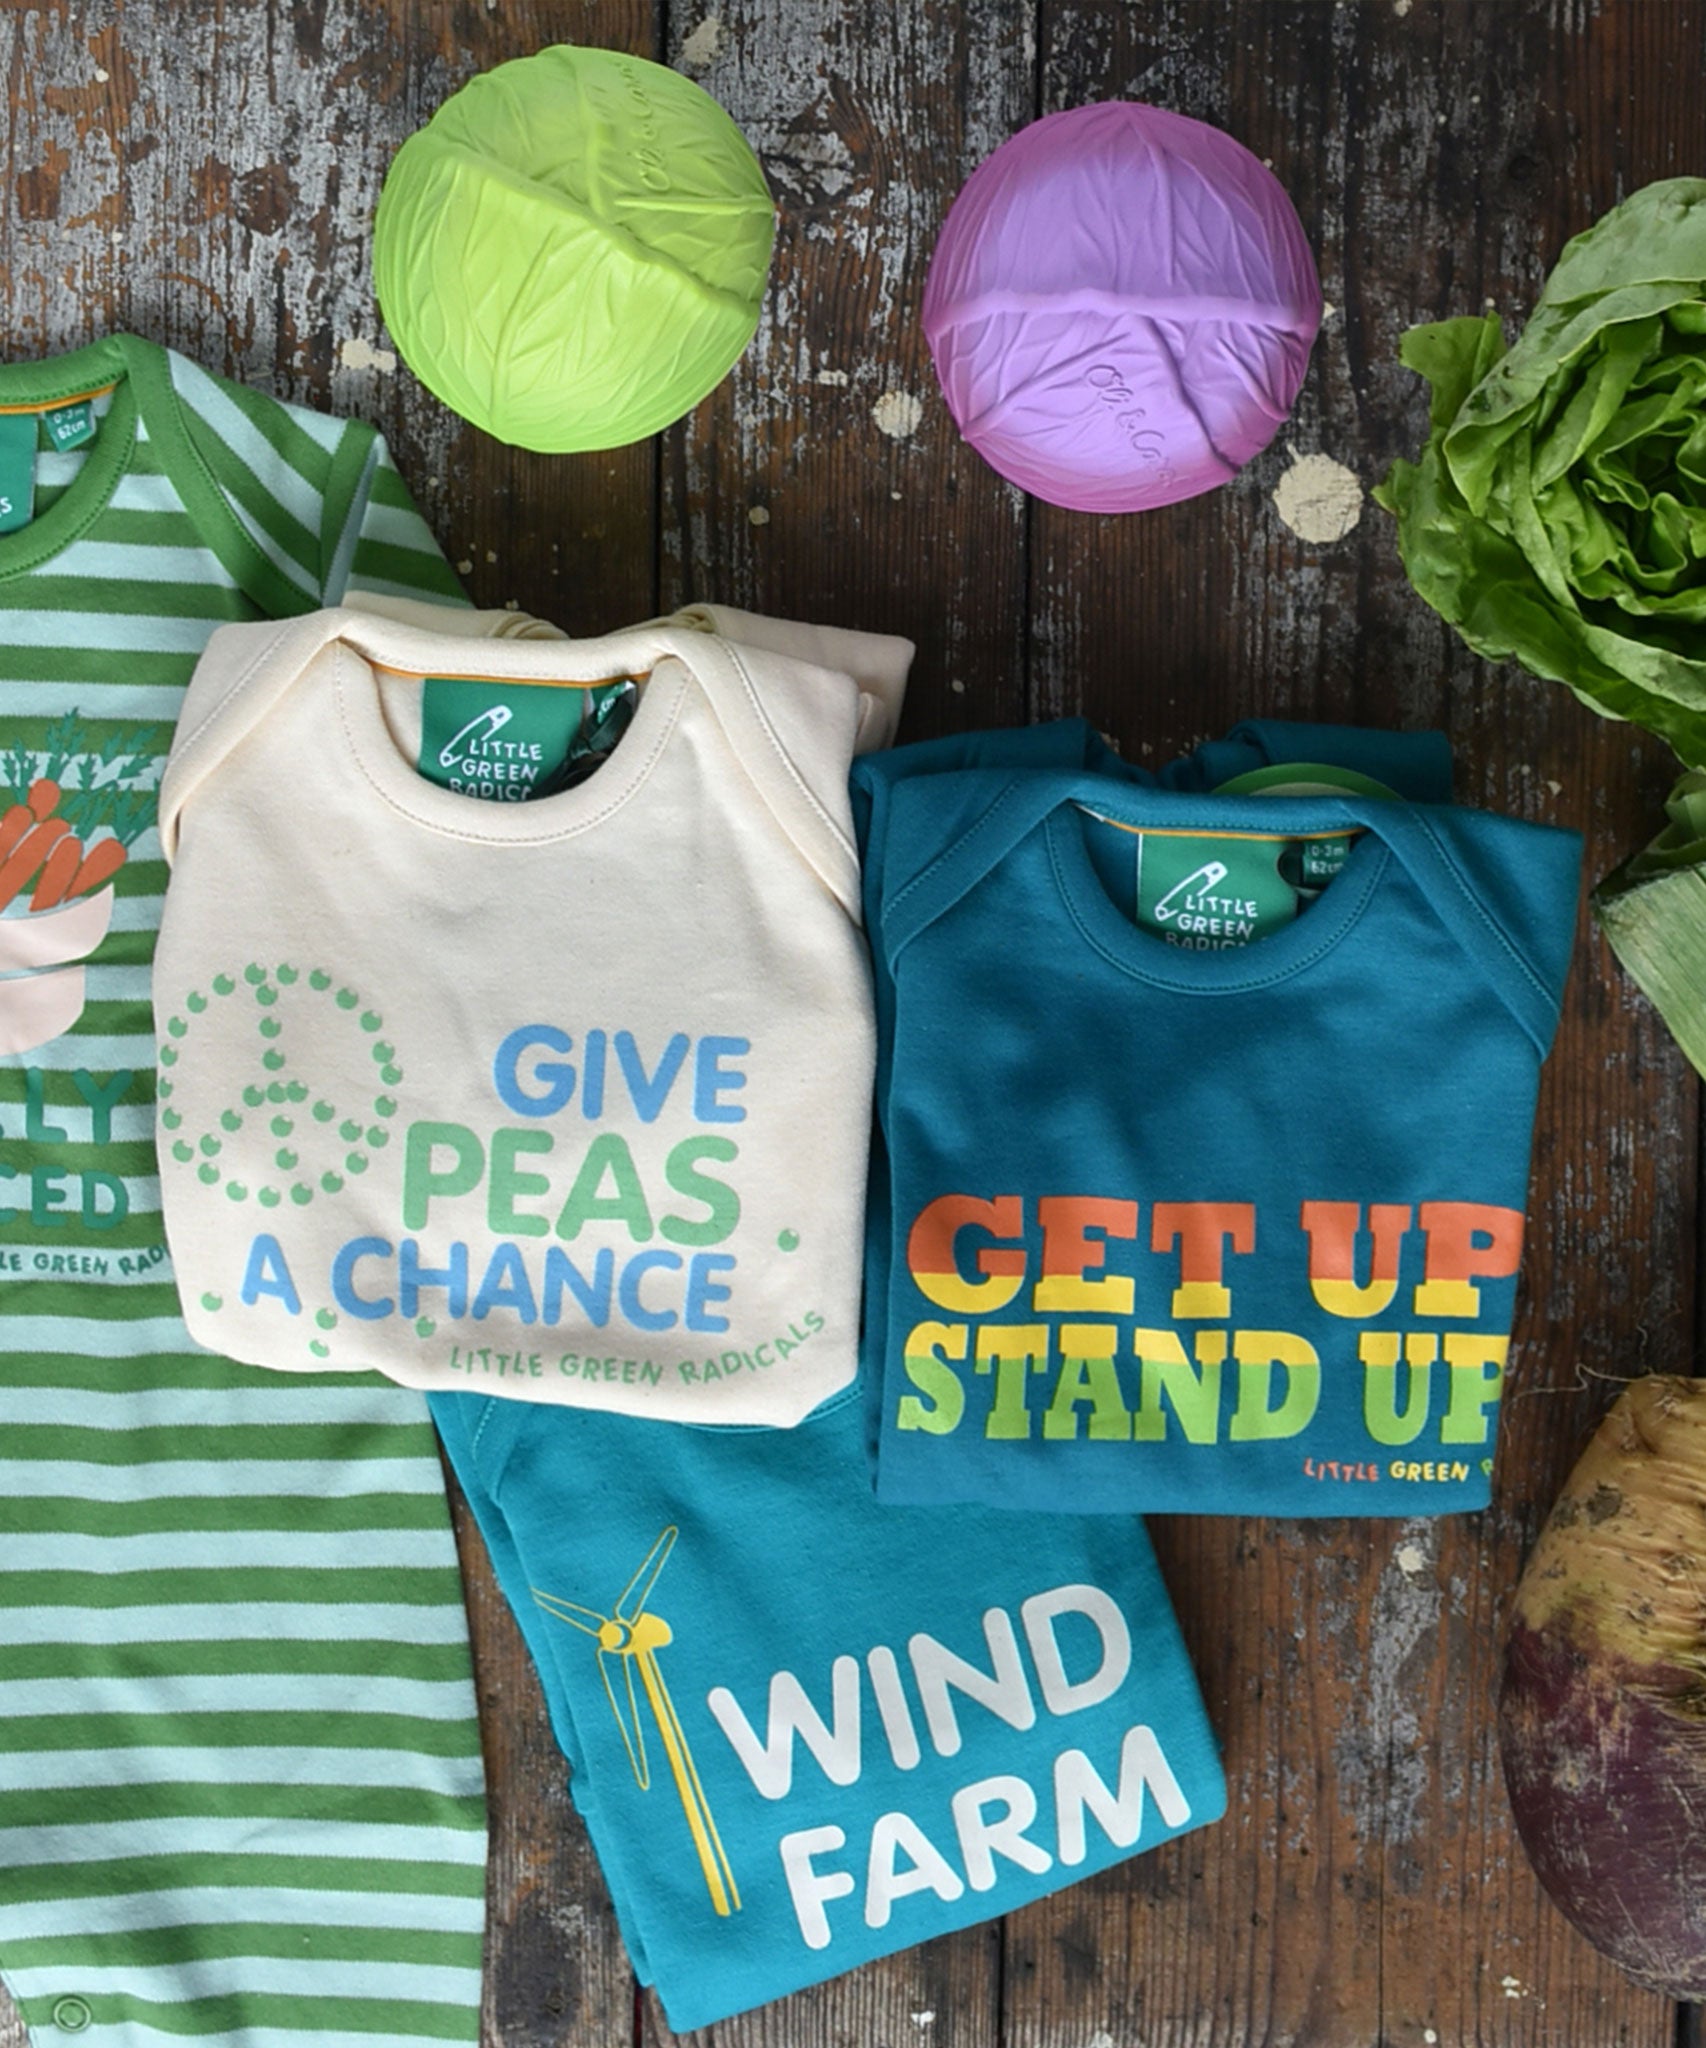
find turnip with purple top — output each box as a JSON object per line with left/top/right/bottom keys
{"left": 1499, "top": 1374, "right": 1706, "bottom": 1996}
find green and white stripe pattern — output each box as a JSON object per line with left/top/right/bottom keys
{"left": 0, "top": 335, "right": 485, "bottom": 2048}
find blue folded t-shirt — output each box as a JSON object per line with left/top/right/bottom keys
{"left": 430, "top": 1381, "right": 1226, "bottom": 2030}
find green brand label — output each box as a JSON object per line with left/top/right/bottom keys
{"left": 417, "top": 675, "right": 635, "bottom": 802}
{"left": 41, "top": 399, "right": 96, "bottom": 451}
{"left": 1135, "top": 832, "right": 1302, "bottom": 949}
{"left": 0, "top": 412, "right": 36, "bottom": 535}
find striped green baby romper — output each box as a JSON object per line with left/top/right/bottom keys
{"left": 0, "top": 335, "right": 487, "bottom": 2048}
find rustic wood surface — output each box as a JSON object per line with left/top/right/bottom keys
{"left": 3, "top": 0, "right": 1704, "bottom": 2043}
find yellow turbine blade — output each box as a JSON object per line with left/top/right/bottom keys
{"left": 531, "top": 1587, "right": 609, "bottom": 1639}
{"left": 650, "top": 1643, "right": 741, "bottom": 1914}
{"left": 615, "top": 1525, "right": 678, "bottom": 1623}
{"left": 635, "top": 1647, "right": 739, "bottom": 1917}
{"left": 596, "top": 1647, "right": 649, "bottom": 1791}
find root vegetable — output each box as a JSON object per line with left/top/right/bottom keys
{"left": 0, "top": 802, "right": 31, "bottom": 861}
{"left": 67, "top": 837, "right": 127, "bottom": 900}
{"left": 0, "top": 817, "right": 71, "bottom": 910}
{"left": 30, "top": 835, "right": 82, "bottom": 910}
{"left": 1499, "top": 1374, "right": 1706, "bottom": 1998}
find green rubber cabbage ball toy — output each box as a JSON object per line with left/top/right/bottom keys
{"left": 373, "top": 45, "right": 776, "bottom": 452}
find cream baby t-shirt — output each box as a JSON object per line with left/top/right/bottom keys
{"left": 153, "top": 602, "right": 910, "bottom": 1422}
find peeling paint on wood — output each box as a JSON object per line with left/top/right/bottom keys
{"left": 1270, "top": 448, "right": 1364, "bottom": 544}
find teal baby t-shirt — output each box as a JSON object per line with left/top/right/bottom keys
{"left": 855, "top": 734, "right": 1580, "bottom": 1517}
{"left": 429, "top": 1381, "right": 1225, "bottom": 2030}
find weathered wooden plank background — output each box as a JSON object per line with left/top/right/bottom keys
{"left": 3, "top": 0, "right": 1704, "bottom": 2043}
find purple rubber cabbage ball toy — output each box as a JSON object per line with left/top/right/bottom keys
{"left": 923, "top": 103, "right": 1323, "bottom": 514}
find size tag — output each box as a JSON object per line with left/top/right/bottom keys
{"left": 40, "top": 399, "right": 96, "bottom": 451}
{"left": 1214, "top": 760, "right": 1391, "bottom": 902}
{"left": 1286, "top": 834, "right": 1352, "bottom": 889}
{"left": 1135, "top": 832, "right": 1301, "bottom": 949}
{"left": 0, "top": 412, "right": 37, "bottom": 536}
{"left": 417, "top": 674, "right": 636, "bottom": 802}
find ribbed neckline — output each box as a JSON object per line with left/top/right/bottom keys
{"left": 332, "top": 629, "right": 705, "bottom": 843}
{"left": 0, "top": 335, "right": 145, "bottom": 581}
{"left": 1046, "top": 792, "right": 1390, "bottom": 991}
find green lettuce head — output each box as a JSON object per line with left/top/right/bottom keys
{"left": 1376, "top": 179, "right": 1706, "bottom": 765}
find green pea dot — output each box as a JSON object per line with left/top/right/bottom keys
{"left": 286, "top": 1082, "right": 308, "bottom": 1103}
{"left": 374, "top": 1095, "right": 398, "bottom": 1118}
{"left": 161, "top": 1108, "right": 182, "bottom": 1131}
{"left": 271, "top": 1115, "right": 293, "bottom": 1137}
{"left": 199, "top": 1135, "right": 220, "bottom": 1157}
{"left": 309, "top": 969, "right": 332, "bottom": 991}
{"left": 415, "top": 1317, "right": 436, "bottom": 1339}
{"left": 244, "top": 964, "right": 266, "bottom": 985}
{"left": 220, "top": 1109, "right": 242, "bottom": 1132}
{"left": 198, "top": 1162, "right": 219, "bottom": 1186}
{"left": 255, "top": 984, "right": 278, "bottom": 1006}
{"left": 339, "top": 1119, "right": 362, "bottom": 1142}
{"left": 367, "top": 1126, "right": 389, "bottom": 1148}
{"left": 172, "top": 1140, "right": 193, "bottom": 1163}
{"left": 276, "top": 1148, "right": 298, "bottom": 1170}
{"left": 778, "top": 1229, "right": 800, "bottom": 1252}
{"left": 316, "top": 1308, "right": 337, "bottom": 1330}
{"left": 262, "top": 1050, "right": 286, "bottom": 1071}
{"left": 321, "top": 1171, "right": 344, "bottom": 1193}
{"left": 276, "top": 963, "right": 299, "bottom": 984}
{"left": 200, "top": 1292, "right": 223, "bottom": 1312}
{"left": 267, "top": 1082, "right": 288, "bottom": 1103}
{"left": 186, "top": 990, "right": 207, "bottom": 1013}
{"left": 361, "top": 1010, "right": 382, "bottom": 1032}
{"left": 336, "top": 989, "right": 358, "bottom": 1010}
{"left": 159, "top": 1045, "right": 178, "bottom": 1067}
{"left": 259, "top": 1017, "right": 282, "bottom": 1040}
{"left": 243, "top": 1085, "right": 265, "bottom": 1107}
{"left": 346, "top": 1153, "right": 368, "bottom": 1175}
{"left": 310, "top": 1339, "right": 331, "bottom": 1358}
{"left": 213, "top": 973, "right": 235, "bottom": 996}
{"left": 226, "top": 1182, "right": 250, "bottom": 1203}
{"left": 380, "top": 1064, "right": 402, "bottom": 1085}
{"left": 313, "top": 1101, "right": 335, "bottom": 1123}
{"left": 291, "top": 1183, "right": 313, "bottom": 1205}
{"left": 167, "top": 1015, "right": 186, "bottom": 1038}
{"left": 258, "top": 1187, "right": 281, "bottom": 1208}
{"left": 157, "top": 1078, "right": 174, "bottom": 1099}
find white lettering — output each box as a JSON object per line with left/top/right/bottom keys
{"left": 909, "top": 1608, "right": 1035, "bottom": 1757}
{"left": 863, "top": 1811, "right": 965, "bottom": 1928}
{"left": 1021, "top": 1584, "right": 1132, "bottom": 1716}
{"left": 778, "top": 1825, "right": 855, "bottom": 1949}
{"left": 706, "top": 1656, "right": 862, "bottom": 1799}
{"left": 867, "top": 1643, "right": 922, "bottom": 1770}
{"left": 951, "top": 1774, "right": 1053, "bottom": 1890}
{"left": 1054, "top": 1725, "right": 1190, "bottom": 1865}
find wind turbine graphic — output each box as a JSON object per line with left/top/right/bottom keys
{"left": 533, "top": 1526, "right": 741, "bottom": 1918}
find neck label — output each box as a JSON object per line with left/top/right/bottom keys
{"left": 0, "top": 413, "right": 36, "bottom": 535}
{"left": 1136, "top": 832, "right": 1301, "bottom": 948}
{"left": 417, "top": 674, "right": 636, "bottom": 802}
